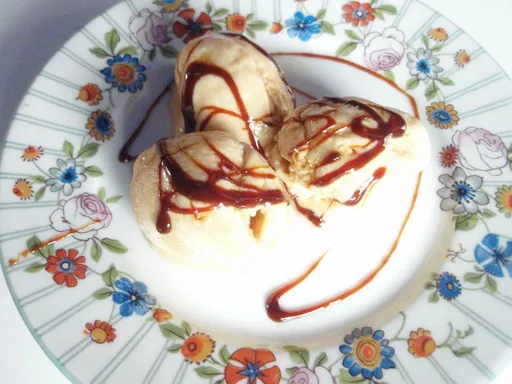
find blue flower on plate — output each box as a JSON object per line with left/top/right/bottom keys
{"left": 436, "top": 272, "right": 461, "bottom": 300}
{"left": 112, "top": 277, "right": 156, "bottom": 316}
{"left": 339, "top": 327, "right": 395, "bottom": 380}
{"left": 475, "top": 234, "right": 512, "bottom": 278}
{"left": 45, "top": 158, "right": 86, "bottom": 196}
{"left": 285, "top": 12, "right": 321, "bottom": 42}
{"left": 100, "top": 54, "right": 147, "bottom": 93}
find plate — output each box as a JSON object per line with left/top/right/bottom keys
{"left": 2, "top": 0, "right": 512, "bottom": 383}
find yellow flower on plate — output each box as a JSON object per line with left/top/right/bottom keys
{"left": 428, "top": 27, "right": 448, "bottom": 42}
{"left": 454, "top": 49, "right": 471, "bottom": 68}
{"left": 426, "top": 101, "right": 459, "bottom": 129}
{"left": 12, "top": 178, "right": 33, "bottom": 200}
{"left": 21, "top": 145, "right": 44, "bottom": 162}
{"left": 408, "top": 328, "right": 437, "bottom": 358}
{"left": 496, "top": 185, "right": 512, "bottom": 218}
{"left": 181, "top": 332, "right": 215, "bottom": 364}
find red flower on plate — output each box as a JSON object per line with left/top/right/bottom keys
{"left": 45, "top": 249, "right": 87, "bottom": 287}
{"left": 225, "top": 348, "right": 281, "bottom": 384}
{"left": 172, "top": 9, "right": 212, "bottom": 43}
{"left": 342, "top": 2, "right": 375, "bottom": 27}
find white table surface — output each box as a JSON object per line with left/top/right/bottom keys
{"left": 0, "top": 0, "right": 511, "bottom": 382}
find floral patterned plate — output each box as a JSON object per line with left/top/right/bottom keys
{"left": 2, "top": 0, "right": 512, "bottom": 383}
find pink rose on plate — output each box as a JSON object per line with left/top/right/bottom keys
{"left": 453, "top": 127, "right": 508, "bottom": 175}
{"left": 363, "top": 27, "right": 406, "bottom": 71}
{"left": 288, "top": 367, "right": 335, "bottom": 384}
{"left": 129, "top": 9, "right": 170, "bottom": 51}
{"left": 50, "top": 193, "right": 113, "bottom": 241}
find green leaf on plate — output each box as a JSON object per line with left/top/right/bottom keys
{"left": 455, "top": 214, "right": 478, "bottom": 231}
{"left": 167, "top": 344, "right": 182, "bottom": 353}
{"left": 432, "top": 43, "right": 445, "bottom": 52}
{"left": 248, "top": 21, "right": 268, "bottom": 30}
{"left": 26, "top": 235, "right": 41, "bottom": 251}
{"left": 85, "top": 166, "right": 103, "bottom": 177}
{"left": 23, "top": 262, "right": 46, "bottom": 273}
{"left": 34, "top": 186, "right": 46, "bottom": 202}
{"left": 181, "top": 321, "right": 192, "bottom": 336}
{"left": 105, "top": 29, "right": 120, "bottom": 53}
{"left": 374, "top": 9, "right": 384, "bottom": 20}
{"left": 338, "top": 369, "right": 363, "bottom": 383}
{"left": 246, "top": 28, "right": 256, "bottom": 39}
{"left": 422, "top": 34, "right": 430, "bottom": 49}
{"left": 286, "top": 367, "right": 299, "bottom": 376}
{"left": 246, "top": 13, "right": 254, "bottom": 21}
{"left": 406, "top": 78, "right": 420, "bottom": 90}
{"left": 480, "top": 208, "right": 496, "bottom": 218}
{"left": 100, "top": 238, "right": 128, "bottom": 254}
{"left": 117, "top": 46, "right": 138, "bottom": 56}
{"left": 77, "top": 143, "right": 100, "bottom": 158}
{"left": 284, "top": 346, "right": 310, "bottom": 366}
{"left": 452, "top": 346, "right": 475, "bottom": 357}
{"left": 212, "top": 23, "right": 223, "bottom": 32}
{"left": 424, "top": 281, "right": 436, "bottom": 290}
{"left": 105, "top": 195, "right": 123, "bottom": 204}
{"left": 428, "top": 290, "right": 440, "bottom": 303}
{"left": 425, "top": 81, "right": 438, "bottom": 100}
{"left": 148, "top": 48, "right": 157, "bottom": 62}
{"left": 205, "top": 2, "right": 212, "bottom": 14}
{"left": 313, "top": 352, "right": 328, "bottom": 368}
{"left": 384, "top": 70, "right": 395, "bottom": 82}
{"left": 101, "top": 264, "right": 118, "bottom": 287}
{"left": 195, "top": 366, "right": 222, "bottom": 379}
{"left": 345, "top": 30, "right": 361, "bottom": 41}
{"left": 160, "top": 44, "right": 179, "bottom": 58}
{"left": 63, "top": 140, "right": 74, "bottom": 158}
{"left": 219, "top": 345, "right": 230, "bottom": 365}
{"left": 485, "top": 275, "right": 498, "bottom": 293}
{"left": 159, "top": 323, "right": 186, "bottom": 340}
{"left": 462, "top": 325, "right": 474, "bottom": 339}
{"left": 464, "top": 272, "right": 483, "bottom": 284}
{"left": 438, "top": 77, "right": 455, "bottom": 86}
{"left": 90, "top": 47, "right": 110, "bottom": 58}
{"left": 93, "top": 288, "right": 113, "bottom": 300}
{"left": 98, "top": 187, "right": 106, "bottom": 201}
{"left": 377, "top": 4, "right": 397, "bottom": 14}
{"left": 212, "top": 8, "right": 229, "bottom": 17}
{"left": 31, "top": 175, "right": 46, "bottom": 184}
{"left": 316, "top": 9, "right": 327, "bottom": 20}
{"left": 336, "top": 42, "right": 358, "bottom": 57}
{"left": 321, "top": 21, "right": 335, "bottom": 35}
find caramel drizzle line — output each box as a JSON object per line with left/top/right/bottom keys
{"left": 8, "top": 220, "right": 100, "bottom": 266}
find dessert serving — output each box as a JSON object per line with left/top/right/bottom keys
{"left": 130, "top": 32, "right": 430, "bottom": 324}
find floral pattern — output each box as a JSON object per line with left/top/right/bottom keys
{"left": 112, "top": 277, "right": 157, "bottom": 316}
{"left": 437, "top": 166, "right": 489, "bottom": 214}
{"left": 3, "top": 1, "right": 512, "bottom": 383}
{"left": 84, "top": 320, "right": 117, "bottom": 344}
{"left": 45, "top": 158, "right": 87, "bottom": 196}
{"left": 285, "top": 12, "right": 321, "bottom": 42}
{"left": 339, "top": 327, "right": 395, "bottom": 380}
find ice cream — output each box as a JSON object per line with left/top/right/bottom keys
{"left": 268, "top": 97, "right": 429, "bottom": 206}
{"left": 170, "top": 32, "right": 295, "bottom": 151}
{"left": 131, "top": 131, "right": 292, "bottom": 266}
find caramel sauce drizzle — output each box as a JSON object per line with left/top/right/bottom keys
{"left": 155, "top": 138, "right": 285, "bottom": 234}
{"left": 266, "top": 173, "right": 421, "bottom": 322}
{"left": 8, "top": 220, "right": 100, "bottom": 266}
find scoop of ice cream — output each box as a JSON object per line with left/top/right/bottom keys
{"left": 269, "top": 97, "right": 430, "bottom": 203}
{"left": 170, "top": 32, "right": 294, "bottom": 151}
{"left": 131, "top": 131, "right": 290, "bottom": 266}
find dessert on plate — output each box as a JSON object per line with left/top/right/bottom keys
{"left": 130, "top": 32, "right": 430, "bottom": 320}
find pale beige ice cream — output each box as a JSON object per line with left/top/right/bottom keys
{"left": 131, "top": 131, "right": 292, "bottom": 266}
{"left": 170, "top": 32, "right": 294, "bottom": 151}
{"left": 268, "top": 97, "right": 430, "bottom": 204}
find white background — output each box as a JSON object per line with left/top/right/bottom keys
{"left": 0, "top": 0, "right": 510, "bottom": 382}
